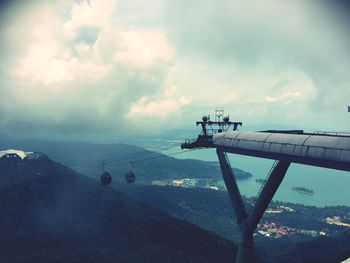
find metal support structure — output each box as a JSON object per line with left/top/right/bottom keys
{"left": 217, "top": 149, "right": 247, "bottom": 225}
{"left": 247, "top": 160, "right": 290, "bottom": 233}
{"left": 216, "top": 148, "right": 291, "bottom": 263}
{"left": 183, "top": 118, "right": 350, "bottom": 262}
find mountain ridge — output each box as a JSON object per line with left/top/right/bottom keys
{"left": 0, "top": 137, "right": 252, "bottom": 183}
{"left": 0, "top": 154, "right": 238, "bottom": 263}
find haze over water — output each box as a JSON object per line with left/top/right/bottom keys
{"left": 167, "top": 147, "right": 350, "bottom": 207}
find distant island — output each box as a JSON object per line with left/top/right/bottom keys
{"left": 256, "top": 178, "right": 266, "bottom": 184}
{"left": 292, "top": 186, "right": 314, "bottom": 195}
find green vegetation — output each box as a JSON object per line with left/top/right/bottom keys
{"left": 116, "top": 184, "right": 350, "bottom": 262}
{"left": 1, "top": 137, "right": 349, "bottom": 262}
{"left": 0, "top": 156, "right": 237, "bottom": 262}
{"left": 292, "top": 186, "right": 314, "bottom": 195}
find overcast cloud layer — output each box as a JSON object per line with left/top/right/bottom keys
{"left": 1, "top": 0, "right": 349, "bottom": 139}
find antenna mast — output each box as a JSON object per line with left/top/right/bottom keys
{"left": 182, "top": 109, "right": 242, "bottom": 149}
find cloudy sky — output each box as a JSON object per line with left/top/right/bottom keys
{"left": 1, "top": 0, "right": 349, "bottom": 139}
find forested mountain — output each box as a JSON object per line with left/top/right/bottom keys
{"left": 1, "top": 137, "right": 349, "bottom": 262}
{"left": 116, "top": 184, "right": 350, "bottom": 263}
{"left": 0, "top": 154, "right": 237, "bottom": 263}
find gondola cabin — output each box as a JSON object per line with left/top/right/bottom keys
{"left": 100, "top": 171, "right": 112, "bottom": 185}
{"left": 125, "top": 170, "right": 135, "bottom": 183}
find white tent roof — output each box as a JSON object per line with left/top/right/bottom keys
{"left": 0, "top": 149, "right": 34, "bottom": 160}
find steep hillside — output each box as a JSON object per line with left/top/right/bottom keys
{"left": 258, "top": 231, "right": 350, "bottom": 263}
{"left": 0, "top": 155, "right": 237, "bottom": 263}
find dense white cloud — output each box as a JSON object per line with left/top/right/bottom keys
{"left": 64, "top": 0, "right": 116, "bottom": 35}
{"left": 113, "top": 29, "right": 174, "bottom": 68}
{"left": 1, "top": 0, "right": 183, "bottom": 137}
{"left": 127, "top": 85, "right": 190, "bottom": 123}
{"left": 161, "top": 0, "right": 350, "bottom": 129}
{"left": 0, "top": 0, "right": 349, "bottom": 138}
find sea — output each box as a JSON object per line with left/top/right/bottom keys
{"left": 163, "top": 146, "right": 350, "bottom": 207}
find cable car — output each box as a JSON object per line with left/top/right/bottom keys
{"left": 125, "top": 170, "right": 136, "bottom": 183}
{"left": 100, "top": 171, "right": 112, "bottom": 185}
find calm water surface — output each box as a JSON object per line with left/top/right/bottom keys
{"left": 165, "top": 147, "right": 350, "bottom": 207}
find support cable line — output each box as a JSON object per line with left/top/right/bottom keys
{"left": 67, "top": 144, "right": 194, "bottom": 173}
{"left": 131, "top": 149, "right": 197, "bottom": 164}
{"left": 69, "top": 143, "right": 181, "bottom": 169}
{"left": 94, "top": 144, "right": 182, "bottom": 166}
{"left": 88, "top": 148, "right": 195, "bottom": 169}
{"left": 66, "top": 142, "right": 195, "bottom": 185}
{"left": 92, "top": 149, "right": 196, "bottom": 170}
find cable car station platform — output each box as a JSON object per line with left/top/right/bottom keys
{"left": 181, "top": 112, "right": 350, "bottom": 263}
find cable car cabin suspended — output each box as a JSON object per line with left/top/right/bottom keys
{"left": 100, "top": 171, "right": 112, "bottom": 185}
{"left": 125, "top": 170, "right": 136, "bottom": 183}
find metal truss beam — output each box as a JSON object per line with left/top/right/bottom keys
{"left": 216, "top": 148, "right": 290, "bottom": 263}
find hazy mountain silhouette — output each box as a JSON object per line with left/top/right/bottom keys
{"left": 0, "top": 154, "right": 237, "bottom": 263}
{"left": 0, "top": 136, "right": 252, "bottom": 183}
